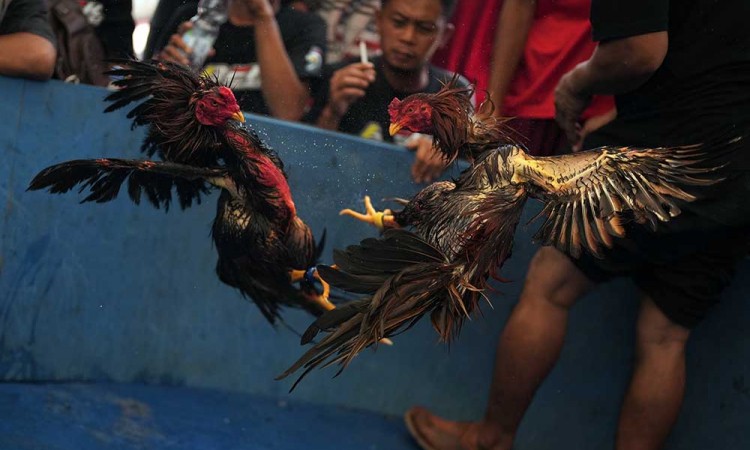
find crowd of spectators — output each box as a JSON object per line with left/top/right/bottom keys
{"left": 1, "top": 0, "right": 605, "bottom": 181}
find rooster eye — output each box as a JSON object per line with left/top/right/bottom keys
{"left": 210, "top": 100, "right": 219, "bottom": 107}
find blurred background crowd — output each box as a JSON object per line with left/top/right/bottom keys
{"left": 0, "top": 0, "right": 613, "bottom": 182}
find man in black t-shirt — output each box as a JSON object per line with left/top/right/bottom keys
{"left": 0, "top": 0, "right": 56, "bottom": 80}
{"left": 157, "top": 0, "right": 326, "bottom": 121}
{"left": 310, "top": 0, "right": 469, "bottom": 183}
{"left": 405, "top": 1, "right": 750, "bottom": 449}
{"left": 314, "top": 55, "right": 465, "bottom": 142}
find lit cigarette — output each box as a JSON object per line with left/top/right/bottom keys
{"left": 359, "top": 40, "right": 368, "bottom": 64}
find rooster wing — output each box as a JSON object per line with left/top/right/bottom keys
{"left": 28, "top": 158, "right": 227, "bottom": 210}
{"left": 501, "top": 140, "right": 736, "bottom": 258}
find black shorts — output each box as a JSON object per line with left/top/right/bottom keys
{"left": 577, "top": 87, "right": 750, "bottom": 328}
{"left": 571, "top": 221, "right": 750, "bottom": 328}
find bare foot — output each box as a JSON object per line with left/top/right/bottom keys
{"left": 404, "top": 406, "right": 485, "bottom": 450}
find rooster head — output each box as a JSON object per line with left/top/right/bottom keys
{"left": 194, "top": 86, "right": 245, "bottom": 127}
{"left": 388, "top": 95, "right": 434, "bottom": 136}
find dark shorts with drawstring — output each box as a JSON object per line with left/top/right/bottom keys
{"left": 571, "top": 105, "right": 750, "bottom": 329}
{"left": 571, "top": 220, "right": 750, "bottom": 328}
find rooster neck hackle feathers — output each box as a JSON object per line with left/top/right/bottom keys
{"left": 390, "top": 76, "right": 516, "bottom": 162}
{"left": 106, "top": 60, "right": 232, "bottom": 167}
{"left": 222, "top": 126, "right": 296, "bottom": 222}
{"left": 427, "top": 82, "right": 473, "bottom": 161}
{"left": 105, "top": 59, "right": 296, "bottom": 223}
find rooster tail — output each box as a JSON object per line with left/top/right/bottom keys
{"left": 323, "top": 229, "right": 480, "bottom": 341}
{"left": 215, "top": 256, "right": 285, "bottom": 325}
{"left": 299, "top": 297, "right": 370, "bottom": 345}
{"left": 314, "top": 228, "right": 327, "bottom": 262}
{"left": 277, "top": 230, "right": 483, "bottom": 389}
{"left": 275, "top": 302, "right": 367, "bottom": 391}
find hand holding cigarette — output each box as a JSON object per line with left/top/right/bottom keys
{"left": 326, "top": 42, "right": 376, "bottom": 117}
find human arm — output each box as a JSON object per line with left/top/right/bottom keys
{"left": 150, "top": 3, "right": 196, "bottom": 62}
{"left": 555, "top": 32, "right": 667, "bottom": 144}
{"left": 0, "top": 32, "right": 55, "bottom": 80}
{"left": 154, "top": 3, "right": 205, "bottom": 65}
{"left": 487, "top": 0, "right": 537, "bottom": 116}
{"left": 241, "top": 0, "right": 310, "bottom": 120}
{"left": 157, "top": 21, "right": 196, "bottom": 65}
{"left": 0, "top": 0, "right": 56, "bottom": 80}
{"left": 315, "top": 62, "right": 375, "bottom": 130}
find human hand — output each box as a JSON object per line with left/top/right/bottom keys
{"left": 156, "top": 22, "right": 215, "bottom": 65}
{"left": 554, "top": 69, "right": 592, "bottom": 147}
{"left": 406, "top": 134, "right": 449, "bottom": 184}
{"left": 573, "top": 107, "right": 617, "bottom": 151}
{"left": 327, "top": 62, "right": 376, "bottom": 117}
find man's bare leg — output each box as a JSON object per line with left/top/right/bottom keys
{"left": 405, "top": 247, "right": 595, "bottom": 450}
{"left": 615, "top": 296, "right": 690, "bottom": 450}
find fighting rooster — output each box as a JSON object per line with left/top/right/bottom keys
{"left": 278, "top": 85, "right": 736, "bottom": 387}
{"left": 387, "top": 77, "right": 514, "bottom": 162}
{"left": 28, "top": 59, "right": 334, "bottom": 324}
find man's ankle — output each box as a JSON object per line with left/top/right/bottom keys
{"left": 474, "top": 422, "right": 514, "bottom": 450}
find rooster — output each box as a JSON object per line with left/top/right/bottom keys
{"left": 28, "top": 59, "right": 334, "bottom": 324}
{"left": 387, "top": 77, "right": 514, "bottom": 163}
{"left": 277, "top": 84, "right": 738, "bottom": 387}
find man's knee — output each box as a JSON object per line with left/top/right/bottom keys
{"left": 635, "top": 297, "right": 691, "bottom": 354}
{"left": 519, "top": 246, "right": 595, "bottom": 310}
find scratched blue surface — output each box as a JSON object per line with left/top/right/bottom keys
{"left": 0, "top": 382, "right": 415, "bottom": 450}
{"left": 0, "top": 76, "right": 748, "bottom": 449}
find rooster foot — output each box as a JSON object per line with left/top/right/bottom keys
{"left": 290, "top": 267, "right": 335, "bottom": 312}
{"left": 339, "top": 195, "right": 395, "bottom": 231}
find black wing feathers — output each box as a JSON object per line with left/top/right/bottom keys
{"left": 28, "top": 159, "right": 225, "bottom": 210}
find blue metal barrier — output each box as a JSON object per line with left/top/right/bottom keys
{"left": 0, "top": 77, "right": 747, "bottom": 449}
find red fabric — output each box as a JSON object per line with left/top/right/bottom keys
{"left": 434, "top": 0, "right": 613, "bottom": 119}
{"left": 502, "top": 0, "right": 612, "bottom": 119}
{"left": 432, "top": 0, "right": 504, "bottom": 104}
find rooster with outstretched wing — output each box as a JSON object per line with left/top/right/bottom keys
{"left": 28, "top": 59, "right": 334, "bottom": 324}
{"left": 278, "top": 82, "right": 737, "bottom": 387}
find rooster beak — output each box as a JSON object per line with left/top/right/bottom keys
{"left": 231, "top": 110, "right": 245, "bottom": 123}
{"left": 388, "top": 121, "right": 403, "bottom": 136}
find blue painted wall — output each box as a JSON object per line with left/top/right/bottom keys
{"left": 0, "top": 77, "right": 748, "bottom": 449}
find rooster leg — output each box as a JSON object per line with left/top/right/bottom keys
{"left": 339, "top": 195, "right": 397, "bottom": 230}
{"left": 293, "top": 264, "right": 394, "bottom": 346}
{"left": 290, "top": 267, "right": 336, "bottom": 312}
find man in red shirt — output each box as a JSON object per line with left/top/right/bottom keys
{"left": 434, "top": 0, "right": 613, "bottom": 155}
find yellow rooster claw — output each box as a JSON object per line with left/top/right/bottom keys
{"left": 339, "top": 195, "right": 395, "bottom": 231}
{"left": 290, "top": 268, "right": 335, "bottom": 312}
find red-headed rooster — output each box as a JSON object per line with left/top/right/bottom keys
{"left": 28, "top": 59, "right": 333, "bottom": 324}
{"left": 387, "top": 78, "right": 514, "bottom": 162}
{"left": 278, "top": 82, "right": 738, "bottom": 388}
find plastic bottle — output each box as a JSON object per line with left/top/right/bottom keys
{"left": 181, "top": 0, "right": 229, "bottom": 70}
